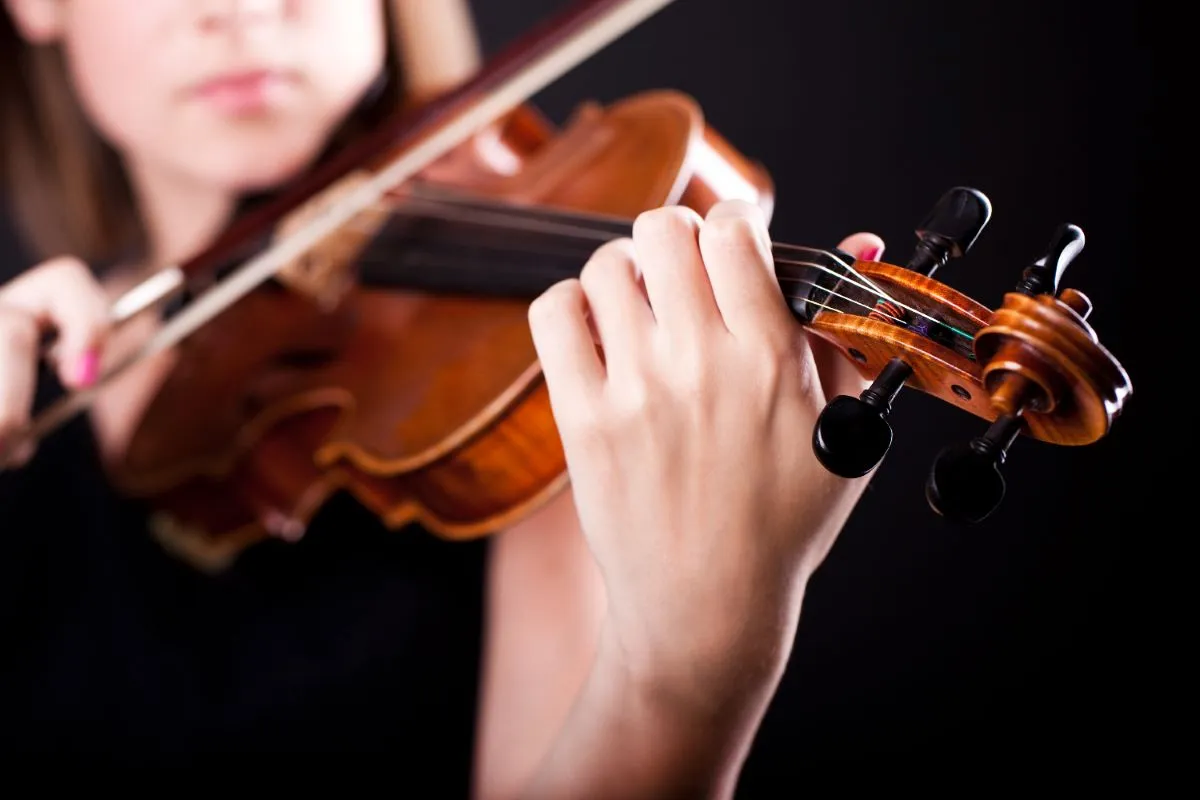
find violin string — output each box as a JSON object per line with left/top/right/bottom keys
{"left": 385, "top": 194, "right": 892, "bottom": 297}
{"left": 361, "top": 237, "right": 897, "bottom": 320}
{"left": 406, "top": 182, "right": 641, "bottom": 231}
{"left": 358, "top": 248, "right": 906, "bottom": 323}
{"left": 791, "top": 279, "right": 906, "bottom": 323}
{"left": 404, "top": 181, "right": 894, "bottom": 291}
{"left": 363, "top": 190, "right": 969, "bottom": 339}
{"left": 378, "top": 198, "right": 964, "bottom": 339}
{"left": 394, "top": 192, "right": 950, "bottom": 324}
{"left": 777, "top": 260, "right": 970, "bottom": 339}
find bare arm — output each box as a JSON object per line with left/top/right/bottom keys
{"left": 473, "top": 217, "right": 884, "bottom": 799}
{"left": 473, "top": 490, "right": 608, "bottom": 800}
{"left": 475, "top": 493, "right": 778, "bottom": 800}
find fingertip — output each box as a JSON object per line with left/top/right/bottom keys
{"left": 58, "top": 346, "right": 100, "bottom": 390}
{"left": 838, "top": 232, "right": 886, "bottom": 262}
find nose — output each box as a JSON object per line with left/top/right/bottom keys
{"left": 196, "top": 0, "right": 291, "bottom": 33}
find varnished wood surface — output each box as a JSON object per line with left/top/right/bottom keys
{"left": 117, "top": 90, "right": 1131, "bottom": 558}
{"left": 118, "top": 91, "right": 773, "bottom": 550}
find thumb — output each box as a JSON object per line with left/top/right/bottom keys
{"left": 807, "top": 232, "right": 887, "bottom": 401}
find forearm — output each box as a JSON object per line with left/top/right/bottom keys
{"left": 521, "top": 622, "right": 792, "bottom": 800}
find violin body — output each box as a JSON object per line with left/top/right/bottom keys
{"left": 119, "top": 91, "right": 777, "bottom": 568}
{"left": 111, "top": 90, "right": 1131, "bottom": 569}
{"left": 2, "top": 0, "right": 1130, "bottom": 571}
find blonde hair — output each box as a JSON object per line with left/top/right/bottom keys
{"left": 0, "top": 5, "right": 410, "bottom": 268}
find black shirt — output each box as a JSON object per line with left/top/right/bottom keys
{"left": 0, "top": 216, "right": 490, "bottom": 778}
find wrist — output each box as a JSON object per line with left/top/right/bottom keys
{"left": 525, "top": 612, "right": 793, "bottom": 799}
{"left": 596, "top": 592, "right": 799, "bottom": 728}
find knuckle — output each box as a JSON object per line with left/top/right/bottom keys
{"left": 0, "top": 309, "right": 38, "bottom": 353}
{"left": 700, "top": 212, "right": 760, "bottom": 253}
{"left": 47, "top": 255, "right": 92, "bottom": 282}
{"left": 633, "top": 205, "right": 701, "bottom": 243}
{"left": 579, "top": 238, "right": 635, "bottom": 289}
{"left": 595, "top": 236, "right": 636, "bottom": 262}
{"left": 605, "top": 377, "right": 653, "bottom": 427}
{"left": 667, "top": 343, "right": 712, "bottom": 397}
{"left": 38, "top": 257, "right": 96, "bottom": 298}
{"left": 528, "top": 278, "right": 579, "bottom": 325}
{"left": 558, "top": 402, "right": 604, "bottom": 443}
{"left": 708, "top": 198, "right": 763, "bottom": 222}
{"left": 552, "top": 393, "right": 591, "bottom": 435}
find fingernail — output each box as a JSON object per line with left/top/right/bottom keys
{"left": 74, "top": 350, "right": 100, "bottom": 387}
{"left": 861, "top": 246, "right": 882, "bottom": 262}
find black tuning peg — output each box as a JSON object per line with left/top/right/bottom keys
{"left": 1014, "top": 223, "right": 1085, "bottom": 297}
{"left": 906, "top": 187, "right": 993, "bottom": 277}
{"left": 813, "top": 357, "right": 912, "bottom": 478}
{"left": 925, "top": 413, "right": 1023, "bottom": 524}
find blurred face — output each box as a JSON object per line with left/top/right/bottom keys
{"left": 7, "top": 0, "right": 387, "bottom": 192}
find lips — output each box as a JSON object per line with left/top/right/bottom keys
{"left": 190, "top": 68, "right": 297, "bottom": 114}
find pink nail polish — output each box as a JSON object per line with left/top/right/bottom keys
{"left": 74, "top": 350, "right": 100, "bottom": 387}
{"left": 861, "top": 246, "right": 882, "bottom": 262}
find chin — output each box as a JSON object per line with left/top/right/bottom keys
{"left": 198, "top": 132, "right": 333, "bottom": 194}
{"left": 224, "top": 152, "right": 321, "bottom": 192}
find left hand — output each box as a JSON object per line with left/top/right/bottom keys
{"left": 527, "top": 199, "right": 884, "bottom": 711}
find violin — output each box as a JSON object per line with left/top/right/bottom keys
{"left": 6, "top": 0, "right": 1132, "bottom": 569}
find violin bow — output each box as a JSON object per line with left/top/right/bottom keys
{"left": 10, "top": 0, "right": 678, "bottom": 453}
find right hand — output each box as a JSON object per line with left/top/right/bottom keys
{"left": 0, "top": 256, "right": 110, "bottom": 468}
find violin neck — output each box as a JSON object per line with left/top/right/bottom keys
{"left": 354, "top": 196, "right": 838, "bottom": 325}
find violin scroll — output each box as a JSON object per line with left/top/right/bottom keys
{"left": 809, "top": 191, "right": 1132, "bottom": 524}
{"left": 926, "top": 222, "right": 1131, "bottom": 523}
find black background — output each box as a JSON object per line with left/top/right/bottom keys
{"left": 468, "top": 0, "right": 1162, "bottom": 781}
{"left": 0, "top": 0, "right": 1165, "bottom": 783}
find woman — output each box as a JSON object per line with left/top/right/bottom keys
{"left": 0, "top": 0, "right": 884, "bottom": 795}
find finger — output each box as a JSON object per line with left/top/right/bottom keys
{"left": 837, "top": 232, "right": 885, "bottom": 266}
{"left": 0, "top": 257, "right": 110, "bottom": 389}
{"left": 0, "top": 307, "right": 39, "bottom": 454}
{"left": 577, "top": 238, "right": 654, "bottom": 375}
{"left": 808, "top": 234, "right": 887, "bottom": 400}
{"left": 696, "top": 199, "right": 784, "bottom": 339}
{"left": 528, "top": 279, "right": 605, "bottom": 420}
{"left": 630, "top": 206, "right": 721, "bottom": 338}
